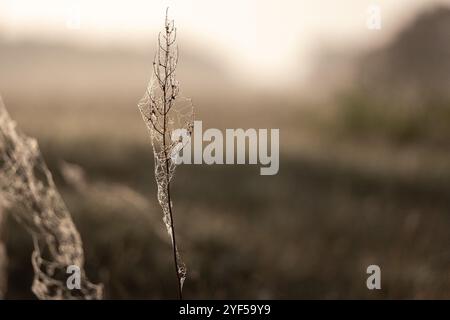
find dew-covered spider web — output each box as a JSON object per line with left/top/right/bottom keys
{"left": 0, "top": 96, "right": 102, "bottom": 300}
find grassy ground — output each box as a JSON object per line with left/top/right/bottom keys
{"left": 2, "top": 94, "right": 450, "bottom": 299}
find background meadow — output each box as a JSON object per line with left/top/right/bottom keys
{"left": 0, "top": 0, "right": 449, "bottom": 298}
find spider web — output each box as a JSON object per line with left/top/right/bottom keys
{"left": 0, "top": 96, "right": 102, "bottom": 299}
{"left": 138, "top": 73, "right": 193, "bottom": 292}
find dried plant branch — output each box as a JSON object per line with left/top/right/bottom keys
{"left": 0, "top": 95, "right": 102, "bottom": 300}
{"left": 138, "top": 8, "right": 193, "bottom": 299}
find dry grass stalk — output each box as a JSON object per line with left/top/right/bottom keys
{"left": 138, "top": 8, "right": 194, "bottom": 299}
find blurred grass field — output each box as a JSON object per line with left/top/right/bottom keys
{"left": 2, "top": 89, "right": 450, "bottom": 299}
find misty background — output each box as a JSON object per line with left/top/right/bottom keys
{"left": 0, "top": 0, "right": 449, "bottom": 298}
